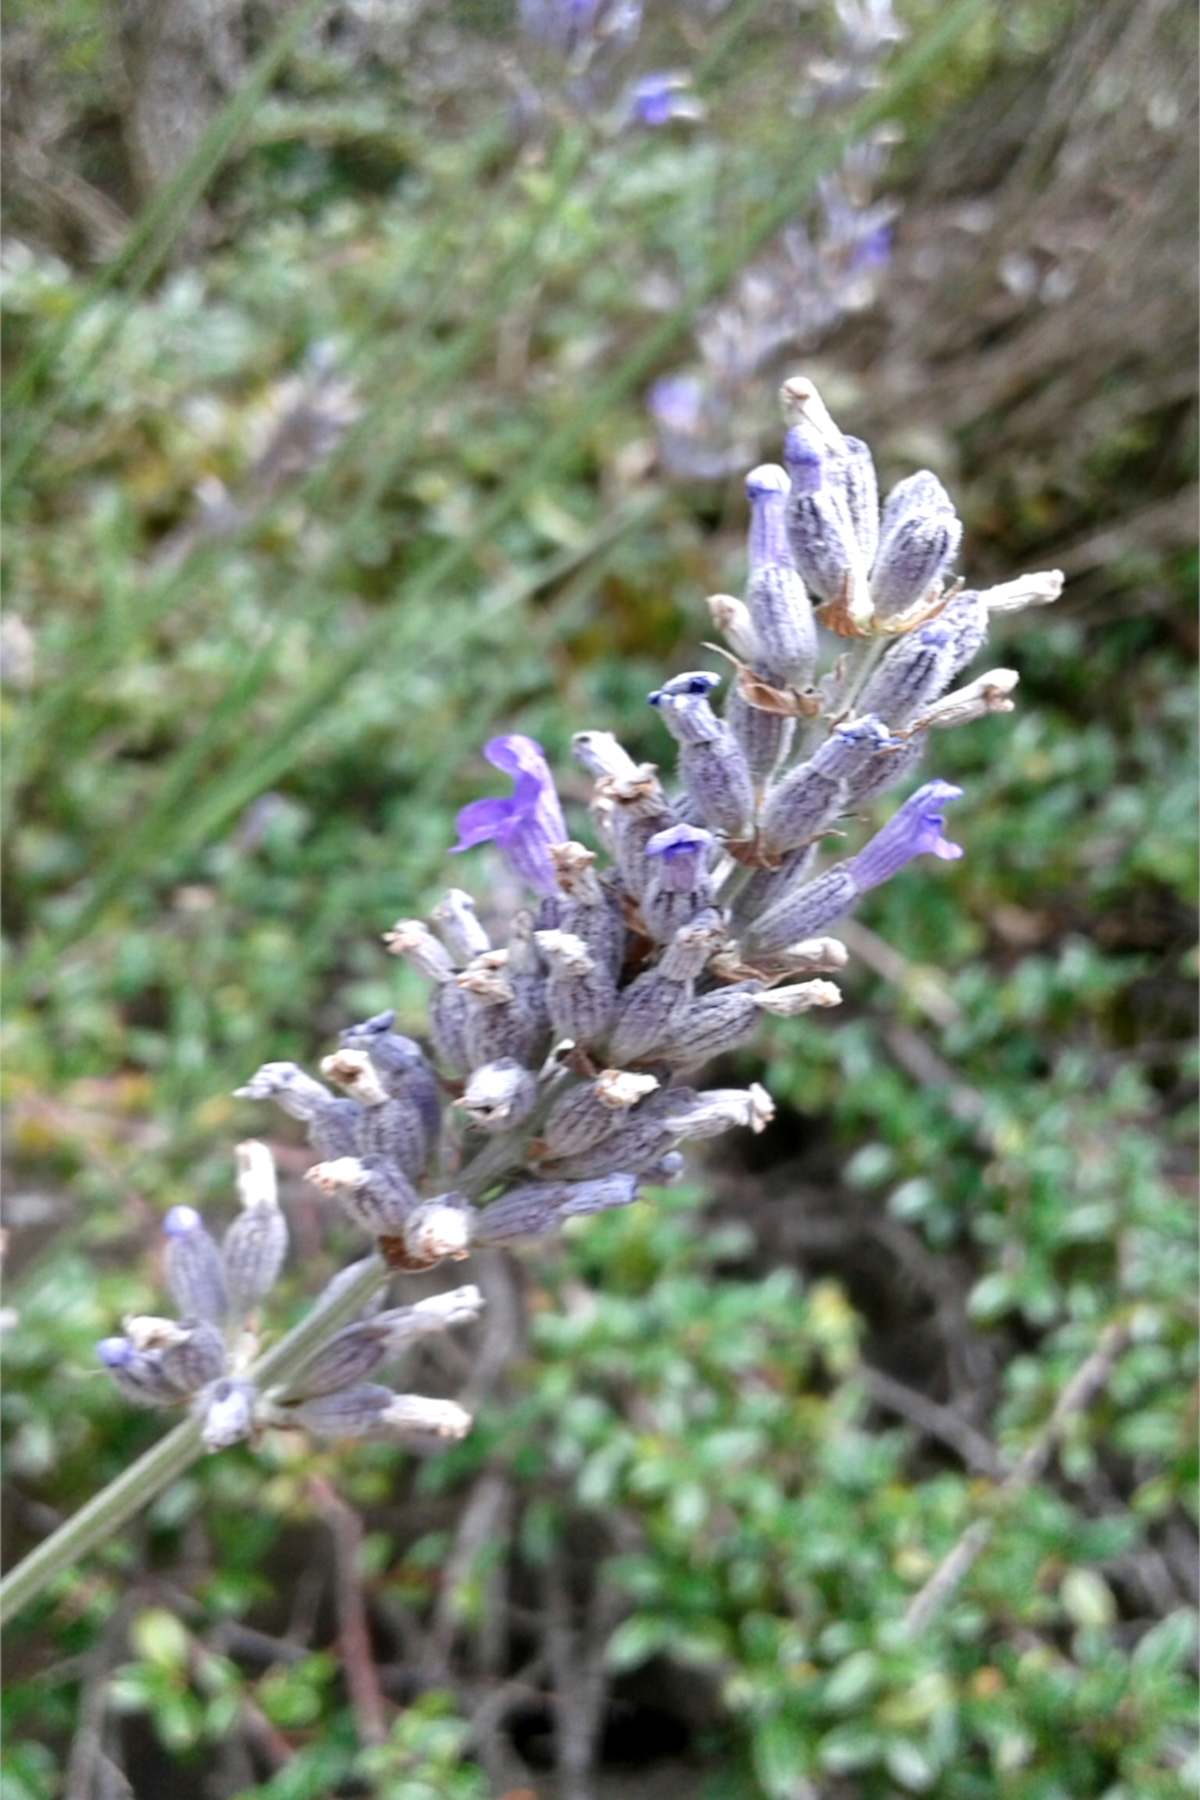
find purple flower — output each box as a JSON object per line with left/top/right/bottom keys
{"left": 847, "top": 779, "right": 964, "bottom": 892}
{"left": 629, "top": 72, "right": 699, "bottom": 128}
{"left": 451, "top": 734, "right": 568, "bottom": 898}
{"left": 645, "top": 822, "right": 713, "bottom": 890}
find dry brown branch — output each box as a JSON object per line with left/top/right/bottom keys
{"left": 308, "top": 1475, "right": 389, "bottom": 1747}
{"left": 903, "top": 1320, "right": 1133, "bottom": 1635}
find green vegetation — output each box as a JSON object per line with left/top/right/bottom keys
{"left": 3, "top": 0, "right": 1195, "bottom": 1793}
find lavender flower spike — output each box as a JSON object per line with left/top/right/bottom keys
{"left": 847, "top": 780, "right": 964, "bottom": 892}
{"left": 451, "top": 734, "right": 568, "bottom": 898}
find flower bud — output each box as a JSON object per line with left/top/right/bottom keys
{"left": 162, "top": 1206, "right": 228, "bottom": 1326}
{"left": 658, "top": 1083, "right": 775, "bottom": 1139}
{"left": 158, "top": 1320, "right": 228, "bottom": 1394}
{"left": 473, "top": 1174, "right": 639, "bottom": 1244}
{"left": 854, "top": 620, "right": 958, "bottom": 729}
{"left": 535, "top": 929, "right": 618, "bottom": 1047}
{"left": 432, "top": 889, "right": 490, "bottom": 962}
{"left": 222, "top": 1141, "right": 288, "bottom": 1315}
{"left": 746, "top": 866, "right": 861, "bottom": 955}
{"left": 648, "top": 674, "right": 754, "bottom": 839}
{"left": 382, "top": 919, "right": 456, "bottom": 983}
{"left": 571, "top": 730, "right": 643, "bottom": 784}
{"left": 401, "top": 1195, "right": 472, "bottom": 1267}
{"left": 978, "top": 569, "right": 1063, "bottom": 613}
{"left": 870, "top": 508, "right": 962, "bottom": 621}
{"left": 284, "top": 1320, "right": 393, "bottom": 1399}
{"left": 96, "top": 1338, "right": 182, "bottom": 1408}
{"left": 339, "top": 1014, "right": 442, "bottom": 1141}
{"left": 641, "top": 823, "right": 714, "bottom": 941}
{"left": 706, "top": 593, "right": 760, "bottom": 663}
{"left": 457, "top": 1058, "right": 538, "bottom": 1132}
{"left": 725, "top": 686, "right": 796, "bottom": 784}
{"left": 783, "top": 429, "right": 871, "bottom": 623}
{"left": 912, "top": 668, "right": 1019, "bottom": 731}
{"left": 305, "top": 1155, "right": 419, "bottom": 1235}
{"left": 235, "top": 1063, "right": 360, "bottom": 1160}
{"left": 839, "top": 436, "right": 881, "bottom": 568}
{"left": 539, "top": 1070, "right": 660, "bottom": 1157}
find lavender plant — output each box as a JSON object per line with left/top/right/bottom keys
{"left": 650, "top": 0, "right": 905, "bottom": 476}
{"left": 2, "top": 373, "right": 1062, "bottom": 1624}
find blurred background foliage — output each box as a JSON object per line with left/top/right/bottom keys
{"left": 2, "top": 0, "right": 1197, "bottom": 1795}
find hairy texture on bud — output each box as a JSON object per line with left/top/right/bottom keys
{"left": 746, "top": 866, "right": 861, "bottom": 955}
{"left": 162, "top": 1207, "right": 228, "bottom": 1326}
{"left": 725, "top": 686, "right": 796, "bottom": 784}
{"left": 223, "top": 1143, "right": 288, "bottom": 1315}
{"left": 306, "top": 1155, "right": 419, "bottom": 1235}
{"left": 978, "top": 570, "right": 1063, "bottom": 613}
{"left": 159, "top": 1321, "right": 229, "bottom": 1394}
{"left": 658, "top": 1083, "right": 775, "bottom": 1139}
{"left": 473, "top": 1175, "right": 639, "bottom": 1244}
{"left": 402, "top": 1196, "right": 472, "bottom": 1267}
{"left": 96, "top": 1338, "right": 184, "bottom": 1408}
{"left": 339, "top": 1013, "right": 442, "bottom": 1142}
{"left": 913, "top": 668, "right": 1019, "bottom": 730}
{"left": 571, "top": 730, "right": 644, "bottom": 784}
{"left": 536, "top": 929, "right": 618, "bottom": 1046}
{"left": 382, "top": 920, "right": 456, "bottom": 982}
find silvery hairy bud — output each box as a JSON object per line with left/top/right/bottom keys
{"left": 382, "top": 919, "right": 456, "bottom": 983}
{"left": 854, "top": 618, "right": 960, "bottom": 729}
{"left": 871, "top": 470, "right": 962, "bottom": 621}
{"left": 840, "top": 730, "right": 926, "bottom": 807}
{"left": 641, "top": 823, "right": 714, "bottom": 941}
{"left": 473, "top": 1174, "right": 639, "bottom": 1244}
{"left": 234, "top": 1062, "right": 361, "bottom": 1160}
{"left": 783, "top": 426, "right": 872, "bottom": 628}
{"left": 506, "top": 911, "right": 553, "bottom": 1057}
{"left": 732, "top": 844, "right": 818, "bottom": 928}
{"left": 222, "top": 1140, "right": 288, "bottom": 1315}
{"left": 551, "top": 842, "right": 627, "bottom": 979}
{"left": 745, "top": 866, "right": 862, "bottom": 956}
{"left": 96, "top": 1337, "right": 186, "bottom": 1408}
{"left": 283, "top": 1319, "right": 394, "bottom": 1399}
{"left": 535, "top": 929, "right": 618, "bottom": 1047}
{"left": 457, "top": 1058, "right": 538, "bottom": 1132}
{"left": 759, "top": 716, "right": 896, "bottom": 859}
{"left": 658, "top": 1083, "right": 775, "bottom": 1140}
{"left": 202, "top": 1378, "right": 256, "bottom": 1452}
{"left": 306, "top": 1154, "right": 419, "bottom": 1234}
{"left": 533, "top": 1086, "right": 680, "bottom": 1180}
{"left": 278, "top": 1384, "right": 471, "bottom": 1444}
{"left": 457, "top": 955, "right": 532, "bottom": 1068}
{"left": 839, "top": 436, "right": 881, "bottom": 569}
{"left": 382, "top": 925, "right": 473, "bottom": 1072}
{"left": 647, "top": 673, "right": 755, "bottom": 840}
{"left": 432, "top": 888, "right": 490, "bottom": 962}
{"left": 933, "top": 587, "right": 990, "bottom": 681}
{"left": 158, "top": 1320, "right": 228, "bottom": 1394}
{"left": 659, "top": 977, "right": 842, "bottom": 1063}
{"left": 539, "top": 1069, "right": 660, "bottom": 1158}
{"left": 744, "top": 465, "right": 817, "bottom": 686}
{"left": 339, "top": 1013, "right": 442, "bottom": 1143}
{"left": 607, "top": 911, "right": 724, "bottom": 1065}
{"left": 162, "top": 1206, "right": 228, "bottom": 1326}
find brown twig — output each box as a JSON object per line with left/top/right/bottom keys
{"left": 308, "top": 1475, "right": 388, "bottom": 1747}
{"left": 903, "top": 1320, "right": 1132, "bottom": 1635}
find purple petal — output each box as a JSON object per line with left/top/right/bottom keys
{"left": 847, "top": 780, "right": 964, "bottom": 892}
{"left": 451, "top": 796, "right": 516, "bottom": 853}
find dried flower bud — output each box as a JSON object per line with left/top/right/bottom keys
{"left": 535, "top": 929, "right": 618, "bottom": 1047}
{"left": 305, "top": 1155, "right": 419, "bottom": 1235}
{"left": 571, "top": 730, "right": 644, "bottom": 784}
{"left": 433, "top": 888, "right": 490, "bottom": 962}
{"left": 658, "top": 1083, "right": 775, "bottom": 1139}
{"left": 283, "top": 1320, "right": 393, "bottom": 1400}
{"left": 473, "top": 1174, "right": 639, "bottom": 1244}
{"left": 162, "top": 1206, "right": 228, "bottom": 1326}
{"left": 383, "top": 919, "right": 456, "bottom": 982}
{"left": 978, "top": 569, "right": 1063, "bottom": 613}
{"left": 235, "top": 1063, "right": 360, "bottom": 1159}
{"left": 457, "top": 1059, "right": 538, "bottom": 1132}
{"left": 911, "top": 668, "right": 1019, "bottom": 730}
{"left": 539, "top": 1069, "right": 660, "bottom": 1157}
{"left": 648, "top": 674, "right": 754, "bottom": 839}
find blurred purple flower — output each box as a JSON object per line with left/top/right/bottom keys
{"left": 451, "top": 735, "right": 568, "bottom": 897}
{"left": 629, "top": 72, "right": 701, "bottom": 127}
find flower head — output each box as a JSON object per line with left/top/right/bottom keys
{"left": 628, "top": 72, "right": 701, "bottom": 128}
{"left": 451, "top": 734, "right": 568, "bottom": 898}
